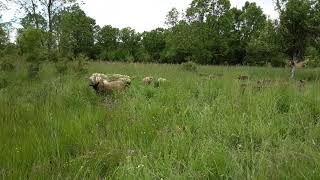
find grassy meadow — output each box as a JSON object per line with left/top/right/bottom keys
{"left": 1, "top": 61, "right": 320, "bottom": 179}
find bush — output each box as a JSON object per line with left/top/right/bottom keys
{"left": 296, "top": 69, "right": 320, "bottom": 81}
{"left": 49, "top": 51, "right": 60, "bottom": 62}
{"left": 270, "top": 54, "right": 288, "bottom": 67}
{"left": 72, "top": 54, "right": 89, "bottom": 74}
{"left": 25, "top": 52, "right": 46, "bottom": 63}
{"left": 0, "top": 78, "right": 8, "bottom": 89}
{"left": 307, "top": 57, "right": 320, "bottom": 68}
{"left": 0, "top": 61, "right": 15, "bottom": 72}
{"left": 27, "top": 62, "right": 40, "bottom": 79}
{"left": 55, "top": 59, "right": 69, "bottom": 75}
{"left": 182, "top": 61, "right": 197, "bottom": 72}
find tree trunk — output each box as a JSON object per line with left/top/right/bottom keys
{"left": 290, "top": 53, "right": 297, "bottom": 79}
{"left": 31, "top": 0, "right": 45, "bottom": 47}
{"left": 290, "top": 63, "right": 296, "bottom": 79}
{"left": 47, "top": 0, "right": 53, "bottom": 60}
{"left": 31, "top": 0, "right": 39, "bottom": 29}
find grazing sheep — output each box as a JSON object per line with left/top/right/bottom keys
{"left": 107, "top": 74, "right": 131, "bottom": 81}
{"left": 90, "top": 73, "right": 131, "bottom": 84}
{"left": 97, "top": 79, "right": 128, "bottom": 93}
{"left": 117, "top": 77, "right": 131, "bottom": 85}
{"left": 105, "top": 74, "right": 132, "bottom": 85}
{"left": 89, "top": 73, "right": 131, "bottom": 93}
{"left": 257, "top": 79, "right": 272, "bottom": 86}
{"left": 238, "top": 75, "right": 249, "bottom": 81}
{"left": 89, "top": 73, "right": 105, "bottom": 87}
{"left": 91, "top": 73, "right": 109, "bottom": 80}
{"left": 154, "top": 78, "right": 168, "bottom": 87}
{"left": 143, "top": 76, "right": 154, "bottom": 85}
{"left": 157, "top": 78, "right": 167, "bottom": 83}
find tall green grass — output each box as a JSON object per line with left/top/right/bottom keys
{"left": 1, "top": 61, "right": 320, "bottom": 179}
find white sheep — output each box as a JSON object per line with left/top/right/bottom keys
{"left": 154, "top": 78, "right": 168, "bottom": 87}
{"left": 157, "top": 78, "right": 167, "bottom": 83}
{"left": 89, "top": 73, "right": 131, "bottom": 93}
{"left": 143, "top": 76, "right": 154, "bottom": 85}
{"left": 97, "top": 79, "right": 128, "bottom": 93}
{"left": 107, "top": 74, "right": 131, "bottom": 80}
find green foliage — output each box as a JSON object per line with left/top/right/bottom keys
{"left": 119, "top": 27, "right": 141, "bottom": 61}
{"left": 72, "top": 54, "right": 89, "bottom": 74}
{"left": 295, "top": 69, "right": 320, "bottom": 81}
{"left": 162, "top": 0, "right": 272, "bottom": 65}
{"left": 2, "top": 0, "right": 318, "bottom": 66}
{"left": 96, "top": 26, "right": 142, "bottom": 62}
{"left": 0, "top": 54, "right": 16, "bottom": 72}
{"left": 0, "top": 78, "right": 8, "bottom": 89}
{"left": 17, "top": 28, "right": 46, "bottom": 78}
{"left": 53, "top": 54, "right": 89, "bottom": 75}
{"left": 163, "top": 21, "right": 217, "bottom": 64}
{"left": 0, "top": 61, "right": 15, "bottom": 72}
{"left": 187, "top": 0, "right": 231, "bottom": 22}
{"left": 56, "top": 5, "right": 96, "bottom": 58}
{"left": 17, "top": 28, "right": 46, "bottom": 62}
{"left": 306, "top": 47, "right": 320, "bottom": 67}
{"left": 21, "top": 13, "right": 47, "bottom": 30}
{"left": 142, "top": 28, "right": 166, "bottom": 62}
{"left": 245, "top": 20, "right": 286, "bottom": 66}
{"left": 0, "top": 23, "right": 8, "bottom": 50}
{"left": 1, "top": 43, "right": 19, "bottom": 56}
{"left": 239, "top": 2, "right": 266, "bottom": 44}
{"left": 96, "top": 25, "right": 120, "bottom": 60}
{"left": 278, "top": 0, "right": 319, "bottom": 61}
{"left": 165, "top": 8, "right": 180, "bottom": 27}
{"left": 55, "top": 58, "right": 69, "bottom": 75}
{"left": 182, "top": 61, "right": 198, "bottom": 72}
{"left": 27, "top": 62, "right": 40, "bottom": 79}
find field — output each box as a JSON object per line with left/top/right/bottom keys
{"left": 1, "top": 61, "right": 320, "bottom": 179}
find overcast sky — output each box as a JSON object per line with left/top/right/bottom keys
{"left": 1, "top": 0, "right": 278, "bottom": 32}
{"left": 80, "top": 0, "right": 278, "bottom": 32}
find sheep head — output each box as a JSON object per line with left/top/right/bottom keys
{"left": 89, "top": 74, "right": 102, "bottom": 87}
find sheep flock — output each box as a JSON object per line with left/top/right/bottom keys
{"left": 89, "top": 73, "right": 168, "bottom": 94}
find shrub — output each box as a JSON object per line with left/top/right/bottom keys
{"left": 27, "top": 62, "right": 40, "bottom": 79}
{"left": 296, "top": 70, "right": 320, "bottom": 81}
{"left": 182, "top": 61, "right": 197, "bottom": 72}
{"left": 270, "top": 55, "right": 287, "bottom": 67}
{"left": 25, "top": 51, "right": 46, "bottom": 63}
{"left": 72, "top": 54, "right": 89, "bottom": 74}
{"left": 49, "top": 51, "right": 60, "bottom": 62}
{"left": 0, "top": 78, "right": 8, "bottom": 89}
{"left": 0, "top": 61, "right": 15, "bottom": 72}
{"left": 307, "top": 57, "right": 320, "bottom": 68}
{"left": 55, "top": 59, "right": 69, "bottom": 75}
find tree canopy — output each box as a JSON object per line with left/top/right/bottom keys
{"left": 0, "top": 0, "right": 319, "bottom": 67}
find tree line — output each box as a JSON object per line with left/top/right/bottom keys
{"left": 0, "top": 0, "right": 320, "bottom": 67}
